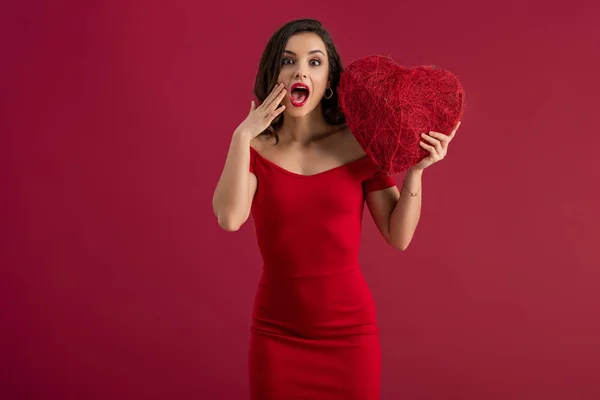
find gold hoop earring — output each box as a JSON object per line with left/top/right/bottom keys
{"left": 324, "top": 87, "right": 333, "bottom": 100}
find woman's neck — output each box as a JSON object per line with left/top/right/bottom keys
{"left": 278, "top": 108, "right": 331, "bottom": 146}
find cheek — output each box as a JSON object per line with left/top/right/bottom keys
{"left": 315, "top": 71, "right": 329, "bottom": 88}
{"left": 277, "top": 69, "right": 292, "bottom": 82}
{"left": 312, "top": 77, "right": 329, "bottom": 98}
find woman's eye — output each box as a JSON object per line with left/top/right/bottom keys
{"left": 281, "top": 58, "right": 321, "bottom": 66}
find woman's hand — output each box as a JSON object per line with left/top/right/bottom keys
{"left": 234, "top": 83, "right": 287, "bottom": 138}
{"left": 413, "top": 121, "right": 461, "bottom": 171}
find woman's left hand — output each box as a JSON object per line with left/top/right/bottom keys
{"left": 413, "top": 121, "right": 461, "bottom": 171}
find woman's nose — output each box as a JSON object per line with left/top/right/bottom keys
{"left": 294, "top": 70, "right": 307, "bottom": 79}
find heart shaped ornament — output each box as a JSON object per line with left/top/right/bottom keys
{"left": 338, "top": 55, "right": 465, "bottom": 175}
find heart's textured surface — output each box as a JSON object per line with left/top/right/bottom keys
{"left": 338, "top": 55, "right": 465, "bottom": 174}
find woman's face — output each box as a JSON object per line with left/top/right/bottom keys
{"left": 277, "top": 32, "right": 330, "bottom": 118}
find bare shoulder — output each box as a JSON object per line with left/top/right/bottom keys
{"left": 249, "top": 135, "right": 262, "bottom": 152}
{"left": 250, "top": 134, "right": 274, "bottom": 153}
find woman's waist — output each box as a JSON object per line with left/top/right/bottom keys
{"left": 252, "top": 268, "right": 376, "bottom": 331}
{"left": 259, "top": 256, "right": 360, "bottom": 278}
{"left": 250, "top": 318, "right": 379, "bottom": 340}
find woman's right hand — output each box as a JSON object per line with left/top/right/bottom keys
{"left": 234, "top": 83, "right": 287, "bottom": 138}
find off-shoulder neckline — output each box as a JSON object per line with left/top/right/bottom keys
{"left": 250, "top": 146, "right": 370, "bottom": 178}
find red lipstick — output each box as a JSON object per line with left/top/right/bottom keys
{"left": 290, "top": 83, "right": 310, "bottom": 107}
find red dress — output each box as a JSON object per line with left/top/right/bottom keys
{"left": 248, "top": 145, "right": 396, "bottom": 400}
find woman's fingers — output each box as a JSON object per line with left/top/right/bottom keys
{"left": 262, "top": 83, "right": 286, "bottom": 109}
{"left": 428, "top": 131, "right": 452, "bottom": 152}
{"left": 449, "top": 121, "right": 461, "bottom": 139}
{"left": 421, "top": 133, "right": 444, "bottom": 154}
{"left": 419, "top": 141, "right": 438, "bottom": 159}
{"left": 417, "top": 124, "right": 460, "bottom": 165}
{"left": 270, "top": 104, "right": 286, "bottom": 120}
{"left": 270, "top": 87, "right": 287, "bottom": 111}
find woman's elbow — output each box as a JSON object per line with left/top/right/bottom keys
{"left": 216, "top": 209, "right": 250, "bottom": 232}
{"left": 388, "top": 234, "right": 411, "bottom": 251}
{"left": 217, "top": 214, "right": 242, "bottom": 232}
{"left": 219, "top": 220, "right": 241, "bottom": 232}
{"left": 390, "top": 241, "right": 409, "bottom": 251}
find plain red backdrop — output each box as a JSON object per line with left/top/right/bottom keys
{"left": 1, "top": 1, "right": 599, "bottom": 399}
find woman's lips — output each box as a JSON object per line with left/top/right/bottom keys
{"left": 290, "top": 83, "right": 310, "bottom": 107}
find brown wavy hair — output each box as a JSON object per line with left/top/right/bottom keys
{"left": 253, "top": 19, "right": 346, "bottom": 143}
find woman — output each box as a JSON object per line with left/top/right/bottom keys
{"left": 212, "top": 18, "right": 460, "bottom": 400}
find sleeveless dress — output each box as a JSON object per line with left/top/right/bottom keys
{"left": 248, "top": 145, "right": 396, "bottom": 400}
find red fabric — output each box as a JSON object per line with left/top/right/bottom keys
{"left": 247, "top": 146, "right": 394, "bottom": 399}
{"left": 363, "top": 168, "right": 396, "bottom": 193}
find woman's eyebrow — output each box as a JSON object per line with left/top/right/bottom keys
{"left": 283, "top": 50, "right": 325, "bottom": 56}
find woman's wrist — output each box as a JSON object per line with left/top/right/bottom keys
{"left": 406, "top": 166, "right": 424, "bottom": 178}
{"left": 233, "top": 128, "right": 254, "bottom": 143}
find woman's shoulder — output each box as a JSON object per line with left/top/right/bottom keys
{"left": 250, "top": 134, "right": 274, "bottom": 153}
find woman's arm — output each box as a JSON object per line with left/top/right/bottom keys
{"left": 212, "top": 83, "right": 287, "bottom": 232}
{"left": 366, "top": 168, "right": 422, "bottom": 250}
{"left": 212, "top": 130, "right": 257, "bottom": 232}
{"left": 366, "top": 122, "right": 461, "bottom": 249}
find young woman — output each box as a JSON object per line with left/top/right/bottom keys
{"left": 212, "top": 18, "right": 459, "bottom": 400}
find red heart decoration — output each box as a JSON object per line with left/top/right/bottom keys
{"left": 338, "top": 55, "right": 465, "bottom": 175}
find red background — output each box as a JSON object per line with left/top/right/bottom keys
{"left": 2, "top": 1, "right": 599, "bottom": 399}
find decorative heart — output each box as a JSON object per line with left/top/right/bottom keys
{"left": 338, "top": 55, "right": 465, "bottom": 175}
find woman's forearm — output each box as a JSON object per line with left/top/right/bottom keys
{"left": 388, "top": 168, "right": 423, "bottom": 250}
{"left": 212, "top": 130, "right": 255, "bottom": 231}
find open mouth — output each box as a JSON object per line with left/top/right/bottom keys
{"left": 290, "top": 83, "right": 310, "bottom": 107}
